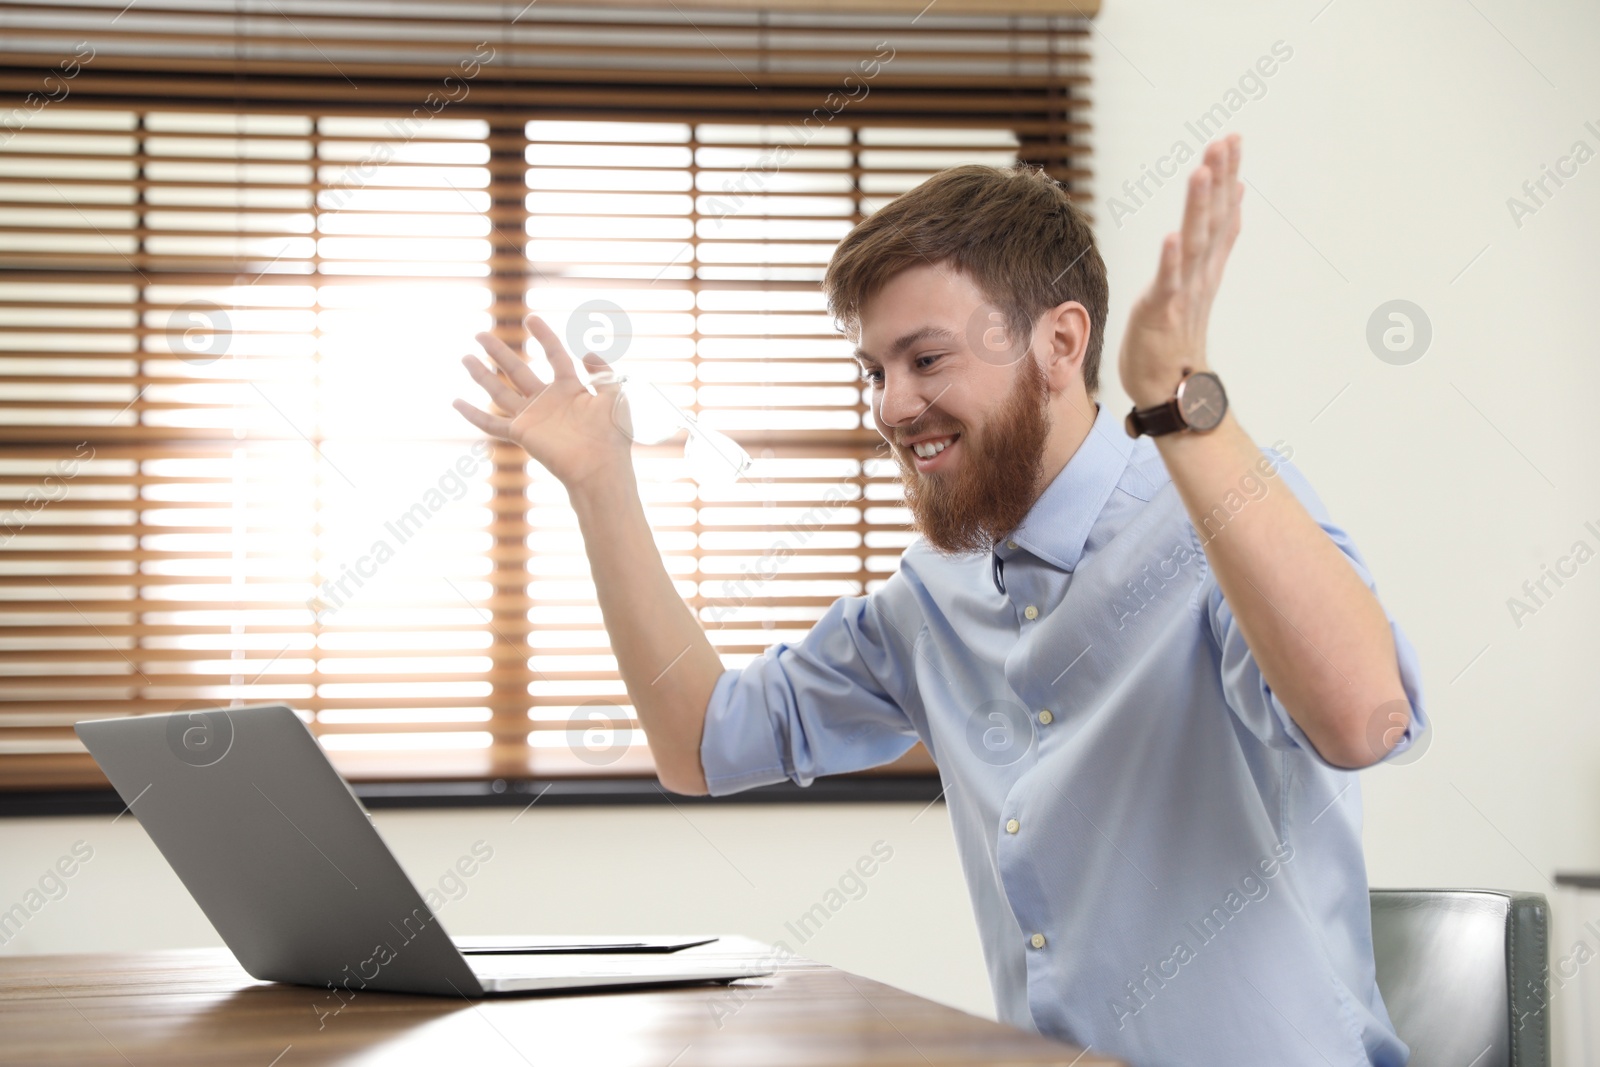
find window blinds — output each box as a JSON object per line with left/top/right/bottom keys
{"left": 0, "top": 0, "right": 1092, "bottom": 789}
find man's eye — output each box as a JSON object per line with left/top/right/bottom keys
{"left": 860, "top": 368, "right": 884, "bottom": 385}
{"left": 914, "top": 353, "right": 943, "bottom": 370}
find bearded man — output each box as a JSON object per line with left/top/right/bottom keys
{"left": 454, "top": 133, "right": 1427, "bottom": 1067}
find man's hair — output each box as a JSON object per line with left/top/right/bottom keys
{"left": 822, "top": 163, "right": 1108, "bottom": 396}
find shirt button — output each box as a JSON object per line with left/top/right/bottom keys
{"left": 1030, "top": 932, "right": 1047, "bottom": 949}
{"left": 1005, "top": 818, "right": 1020, "bottom": 834}
{"left": 1006, "top": 540, "right": 1018, "bottom": 550}
{"left": 1023, "top": 605, "right": 1039, "bottom": 621}
{"left": 1038, "top": 709, "right": 1054, "bottom": 725}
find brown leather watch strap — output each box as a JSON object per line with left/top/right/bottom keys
{"left": 1124, "top": 398, "right": 1186, "bottom": 438}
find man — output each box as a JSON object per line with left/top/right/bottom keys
{"left": 453, "top": 133, "right": 1427, "bottom": 1067}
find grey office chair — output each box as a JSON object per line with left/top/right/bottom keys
{"left": 1369, "top": 889, "right": 1549, "bottom": 1067}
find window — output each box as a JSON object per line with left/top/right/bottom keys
{"left": 0, "top": 1, "right": 1091, "bottom": 790}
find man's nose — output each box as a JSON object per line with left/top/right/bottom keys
{"left": 875, "top": 371, "right": 927, "bottom": 431}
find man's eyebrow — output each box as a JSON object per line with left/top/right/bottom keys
{"left": 853, "top": 325, "right": 959, "bottom": 365}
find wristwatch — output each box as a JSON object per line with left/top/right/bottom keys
{"left": 1124, "top": 370, "right": 1228, "bottom": 438}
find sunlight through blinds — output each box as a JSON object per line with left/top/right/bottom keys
{"left": 0, "top": 0, "right": 1092, "bottom": 788}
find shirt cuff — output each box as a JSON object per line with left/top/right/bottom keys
{"left": 698, "top": 666, "right": 793, "bottom": 796}
{"left": 1369, "top": 614, "right": 1429, "bottom": 765}
{"left": 1256, "top": 612, "right": 1429, "bottom": 771}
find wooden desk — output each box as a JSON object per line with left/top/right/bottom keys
{"left": 0, "top": 937, "right": 1119, "bottom": 1066}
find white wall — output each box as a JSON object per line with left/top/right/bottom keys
{"left": 4, "top": 0, "right": 1599, "bottom": 1060}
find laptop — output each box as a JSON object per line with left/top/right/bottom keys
{"left": 74, "top": 703, "right": 772, "bottom": 996}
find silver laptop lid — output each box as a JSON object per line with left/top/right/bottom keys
{"left": 76, "top": 704, "right": 486, "bottom": 997}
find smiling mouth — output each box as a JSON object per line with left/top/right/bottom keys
{"left": 905, "top": 432, "right": 960, "bottom": 463}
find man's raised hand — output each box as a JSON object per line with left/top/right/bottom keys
{"left": 1117, "top": 132, "right": 1244, "bottom": 409}
{"left": 452, "top": 312, "right": 633, "bottom": 486}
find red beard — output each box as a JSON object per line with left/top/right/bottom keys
{"left": 890, "top": 356, "right": 1052, "bottom": 556}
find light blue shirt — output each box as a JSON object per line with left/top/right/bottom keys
{"left": 700, "top": 399, "right": 1427, "bottom": 1067}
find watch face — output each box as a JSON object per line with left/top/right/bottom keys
{"left": 1177, "top": 371, "right": 1227, "bottom": 431}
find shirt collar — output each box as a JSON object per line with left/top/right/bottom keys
{"left": 995, "top": 401, "right": 1136, "bottom": 573}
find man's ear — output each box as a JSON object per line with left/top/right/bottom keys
{"left": 1037, "top": 300, "right": 1091, "bottom": 392}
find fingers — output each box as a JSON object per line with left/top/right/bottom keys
{"left": 461, "top": 354, "right": 528, "bottom": 415}
{"left": 525, "top": 312, "right": 580, "bottom": 383}
{"left": 580, "top": 350, "right": 624, "bottom": 389}
{"left": 1215, "top": 135, "right": 1241, "bottom": 244}
{"left": 1211, "top": 182, "right": 1245, "bottom": 280}
{"left": 1173, "top": 135, "right": 1243, "bottom": 285}
{"left": 1224, "top": 181, "right": 1244, "bottom": 247}
{"left": 474, "top": 329, "right": 546, "bottom": 397}
{"left": 1151, "top": 232, "right": 1182, "bottom": 297}
{"left": 1180, "top": 163, "right": 1211, "bottom": 277}
{"left": 452, "top": 397, "right": 513, "bottom": 440}
{"left": 1207, "top": 138, "right": 1244, "bottom": 278}
{"left": 1206, "top": 135, "right": 1236, "bottom": 243}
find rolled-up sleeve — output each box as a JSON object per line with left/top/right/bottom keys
{"left": 1200, "top": 448, "right": 1429, "bottom": 769}
{"left": 699, "top": 581, "right": 924, "bottom": 797}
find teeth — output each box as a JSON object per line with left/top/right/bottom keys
{"left": 912, "top": 436, "right": 955, "bottom": 459}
